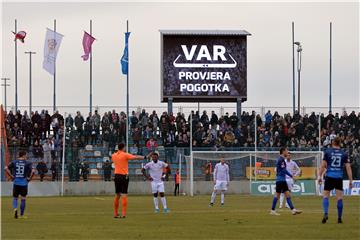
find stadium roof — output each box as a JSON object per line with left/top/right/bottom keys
{"left": 159, "top": 30, "right": 251, "bottom": 36}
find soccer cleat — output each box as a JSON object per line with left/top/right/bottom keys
{"left": 291, "top": 209, "right": 302, "bottom": 215}
{"left": 279, "top": 206, "right": 283, "bottom": 209}
{"left": 154, "top": 209, "right": 160, "bottom": 213}
{"left": 120, "top": 215, "right": 126, "bottom": 219}
{"left": 114, "top": 214, "right": 120, "bottom": 218}
{"left": 14, "top": 209, "right": 18, "bottom": 219}
{"left": 338, "top": 218, "right": 342, "bottom": 224}
{"left": 322, "top": 214, "right": 328, "bottom": 224}
{"left": 209, "top": 203, "right": 214, "bottom": 207}
{"left": 270, "top": 210, "right": 280, "bottom": 216}
{"left": 220, "top": 203, "right": 224, "bottom": 206}
{"left": 19, "top": 215, "right": 28, "bottom": 219}
{"left": 163, "top": 208, "right": 170, "bottom": 213}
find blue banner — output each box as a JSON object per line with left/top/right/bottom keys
{"left": 121, "top": 32, "right": 131, "bottom": 75}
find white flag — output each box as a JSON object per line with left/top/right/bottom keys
{"left": 43, "top": 28, "right": 63, "bottom": 75}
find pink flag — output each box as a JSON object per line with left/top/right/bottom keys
{"left": 81, "top": 31, "right": 95, "bottom": 61}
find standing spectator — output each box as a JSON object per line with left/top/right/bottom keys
{"left": 146, "top": 137, "right": 158, "bottom": 151}
{"left": 50, "top": 160, "right": 58, "bottom": 181}
{"left": 43, "top": 138, "right": 54, "bottom": 167}
{"left": 102, "top": 160, "right": 112, "bottom": 181}
{"left": 174, "top": 169, "right": 180, "bottom": 196}
{"left": 163, "top": 160, "right": 171, "bottom": 181}
{"left": 32, "top": 140, "right": 44, "bottom": 161}
{"left": 130, "top": 111, "right": 139, "bottom": 129}
{"left": 200, "top": 111, "right": 210, "bottom": 131}
{"left": 36, "top": 160, "right": 48, "bottom": 182}
{"left": 74, "top": 111, "right": 85, "bottom": 134}
{"left": 229, "top": 112, "right": 239, "bottom": 129}
{"left": 80, "top": 162, "right": 90, "bottom": 181}
{"left": 65, "top": 114, "right": 74, "bottom": 130}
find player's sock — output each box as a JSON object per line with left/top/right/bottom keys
{"left": 210, "top": 192, "right": 216, "bottom": 204}
{"left": 323, "top": 197, "right": 329, "bottom": 215}
{"left": 13, "top": 198, "right": 18, "bottom": 209}
{"left": 279, "top": 193, "right": 284, "bottom": 208}
{"left": 161, "top": 197, "right": 167, "bottom": 209}
{"left": 337, "top": 199, "right": 343, "bottom": 219}
{"left": 153, "top": 197, "right": 159, "bottom": 209}
{"left": 121, "top": 196, "right": 127, "bottom": 217}
{"left": 221, "top": 192, "right": 225, "bottom": 204}
{"left": 114, "top": 196, "right": 120, "bottom": 216}
{"left": 20, "top": 199, "right": 26, "bottom": 216}
{"left": 286, "top": 197, "right": 294, "bottom": 210}
{"left": 271, "top": 197, "right": 278, "bottom": 211}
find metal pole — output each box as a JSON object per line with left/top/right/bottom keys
{"left": 329, "top": 22, "right": 332, "bottom": 113}
{"left": 297, "top": 67, "right": 300, "bottom": 113}
{"left": 318, "top": 113, "right": 321, "bottom": 152}
{"left": 89, "top": 20, "right": 93, "bottom": 114}
{"left": 1, "top": 78, "right": 10, "bottom": 111}
{"left": 61, "top": 113, "right": 67, "bottom": 196}
{"left": 292, "top": 22, "right": 295, "bottom": 115}
{"left": 190, "top": 114, "right": 193, "bottom": 196}
{"left": 126, "top": 20, "right": 129, "bottom": 152}
{"left": 53, "top": 19, "right": 56, "bottom": 112}
{"left": 14, "top": 19, "right": 18, "bottom": 111}
{"left": 25, "top": 51, "right": 36, "bottom": 114}
{"left": 197, "top": 102, "right": 200, "bottom": 114}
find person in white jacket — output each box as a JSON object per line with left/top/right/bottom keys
{"left": 279, "top": 152, "right": 301, "bottom": 209}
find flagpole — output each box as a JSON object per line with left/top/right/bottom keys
{"left": 89, "top": 19, "right": 93, "bottom": 114}
{"left": 25, "top": 51, "right": 36, "bottom": 114}
{"left": 14, "top": 19, "right": 18, "bottom": 111}
{"left": 126, "top": 20, "right": 129, "bottom": 152}
{"left": 53, "top": 19, "right": 56, "bottom": 112}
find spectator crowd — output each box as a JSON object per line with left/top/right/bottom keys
{"left": 4, "top": 108, "right": 360, "bottom": 179}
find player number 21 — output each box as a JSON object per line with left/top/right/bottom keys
{"left": 331, "top": 155, "right": 341, "bottom": 167}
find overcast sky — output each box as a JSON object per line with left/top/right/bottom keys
{"left": 1, "top": 1, "right": 359, "bottom": 114}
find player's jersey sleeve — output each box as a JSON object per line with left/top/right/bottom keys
{"left": 213, "top": 164, "right": 218, "bottom": 180}
{"left": 7, "top": 161, "right": 15, "bottom": 171}
{"left": 293, "top": 162, "right": 301, "bottom": 176}
{"left": 25, "top": 162, "right": 33, "bottom": 177}
{"left": 125, "top": 153, "right": 137, "bottom": 160}
{"left": 226, "top": 165, "right": 230, "bottom": 182}
{"left": 143, "top": 162, "right": 151, "bottom": 170}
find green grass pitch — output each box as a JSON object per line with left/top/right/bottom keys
{"left": 1, "top": 195, "right": 359, "bottom": 239}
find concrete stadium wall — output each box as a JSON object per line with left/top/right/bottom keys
{"left": 1, "top": 180, "right": 251, "bottom": 197}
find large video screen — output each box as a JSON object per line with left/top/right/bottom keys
{"left": 161, "top": 33, "right": 248, "bottom": 102}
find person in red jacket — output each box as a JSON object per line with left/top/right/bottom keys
{"left": 174, "top": 169, "right": 180, "bottom": 196}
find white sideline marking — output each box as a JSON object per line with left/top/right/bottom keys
{"left": 94, "top": 197, "right": 106, "bottom": 201}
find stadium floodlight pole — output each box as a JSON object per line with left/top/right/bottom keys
{"left": 1, "top": 78, "right": 10, "bottom": 112}
{"left": 294, "top": 41, "right": 302, "bottom": 113}
{"left": 292, "top": 22, "right": 295, "bottom": 115}
{"left": 14, "top": 19, "right": 18, "bottom": 111}
{"left": 329, "top": 22, "right": 332, "bottom": 113}
{"left": 126, "top": 20, "right": 130, "bottom": 152}
{"left": 61, "top": 114, "right": 66, "bottom": 196}
{"left": 25, "top": 51, "right": 36, "bottom": 114}
{"left": 53, "top": 19, "right": 57, "bottom": 112}
{"left": 89, "top": 19, "right": 93, "bottom": 114}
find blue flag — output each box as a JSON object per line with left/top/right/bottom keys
{"left": 121, "top": 32, "right": 131, "bottom": 75}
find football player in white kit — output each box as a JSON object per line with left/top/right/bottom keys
{"left": 142, "top": 151, "right": 170, "bottom": 213}
{"left": 209, "top": 158, "right": 230, "bottom": 207}
{"left": 279, "top": 152, "right": 301, "bottom": 209}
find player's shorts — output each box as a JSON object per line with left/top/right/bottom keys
{"left": 276, "top": 181, "right": 289, "bottom": 193}
{"left": 13, "top": 184, "right": 28, "bottom": 197}
{"left": 324, "top": 176, "right": 343, "bottom": 191}
{"left": 286, "top": 178, "right": 294, "bottom": 191}
{"left": 151, "top": 181, "right": 165, "bottom": 193}
{"left": 114, "top": 174, "right": 129, "bottom": 194}
{"left": 214, "top": 180, "right": 228, "bottom": 191}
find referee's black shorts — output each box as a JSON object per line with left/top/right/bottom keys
{"left": 324, "top": 176, "right": 343, "bottom": 191}
{"left": 13, "top": 184, "right": 28, "bottom": 197}
{"left": 276, "top": 181, "right": 289, "bottom": 193}
{"left": 114, "top": 174, "right": 129, "bottom": 194}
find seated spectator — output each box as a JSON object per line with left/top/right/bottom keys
{"left": 36, "top": 160, "right": 48, "bottom": 182}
